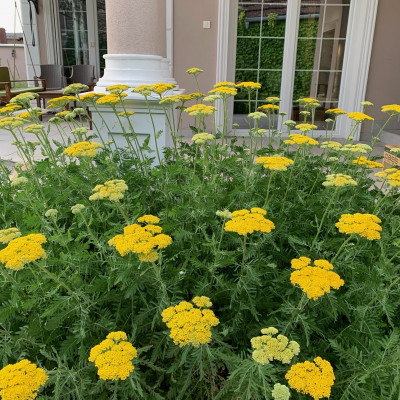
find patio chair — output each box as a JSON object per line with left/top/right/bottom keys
{"left": 39, "top": 64, "right": 66, "bottom": 90}
{"left": 0, "top": 66, "right": 45, "bottom": 105}
{"left": 70, "top": 65, "right": 96, "bottom": 89}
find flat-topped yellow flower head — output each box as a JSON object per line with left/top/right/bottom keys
{"left": 162, "top": 297, "right": 219, "bottom": 347}
{"left": 89, "top": 179, "right": 128, "bottom": 202}
{"left": 89, "top": 331, "right": 137, "bottom": 381}
{"left": 322, "top": 174, "right": 357, "bottom": 188}
{"left": 236, "top": 81, "right": 261, "bottom": 90}
{"left": 0, "top": 359, "right": 48, "bottom": 400}
{"left": 295, "top": 123, "right": 317, "bottom": 132}
{"left": 0, "top": 234, "right": 47, "bottom": 270}
{"left": 184, "top": 104, "right": 217, "bottom": 117}
{"left": 289, "top": 134, "right": 318, "bottom": 146}
{"left": 0, "top": 228, "right": 21, "bottom": 244}
{"left": 255, "top": 156, "right": 294, "bottom": 171}
{"left": 64, "top": 83, "right": 89, "bottom": 95}
{"left": 258, "top": 104, "right": 279, "bottom": 113}
{"left": 224, "top": 208, "right": 275, "bottom": 236}
{"left": 214, "top": 81, "right": 236, "bottom": 88}
{"left": 382, "top": 104, "right": 400, "bottom": 115}
{"left": 335, "top": 213, "right": 382, "bottom": 240}
{"left": 209, "top": 86, "right": 237, "bottom": 96}
{"left": 352, "top": 156, "right": 383, "bottom": 169}
{"left": 290, "top": 257, "right": 344, "bottom": 300}
{"left": 64, "top": 141, "right": 103, "bottom": 158}
{"left": 286, "top": 357, "right": 335, "bottom": 400}
{"left": 347, "top": 112, "right": 374, "bottom": 122}
{"left": 106, "top": 84, "right": 130, "bottom": 94}
{"left": 186, "top": 67, "right": 204, "bottom": 75}
{"left": 47, "top": 95, "right": 78, "bottom": 109}
{"left": 326, "top": 108, "right": 346, "bottom": 115}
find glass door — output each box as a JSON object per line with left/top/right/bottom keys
{"left": 233, "top": 0, "right": 351, "bottom": 133}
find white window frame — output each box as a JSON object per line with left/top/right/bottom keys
{"left": 217, "top": 0, "right": 378, "bottom": 139}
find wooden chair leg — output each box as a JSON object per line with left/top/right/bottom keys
{"left": 37, "top": 96, "right": 43, "bottom": 121}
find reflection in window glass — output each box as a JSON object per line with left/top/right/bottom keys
{"left": 234, "top": 1, "right": 288, "bottom": 128}
{"left": 97, "top": 0, "right": 107, "bottom": 74}
{"left": 58, "top": 0, "right": 89, "bottom": 76}
{"left": 292, "top": 0, "right": 350, "bottom": 128}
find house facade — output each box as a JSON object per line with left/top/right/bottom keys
{"left": 18, "top": 0, "right": 400, "bottom": 140}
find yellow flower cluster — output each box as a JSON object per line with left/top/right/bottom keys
{"left": 383, "top": 169, "right": 400, "bottom": 186}
{"left": 265, "top": 96, "right": 281, "bottom": 103}
{"left": 322, "top": 174, "right": 357, "bottom": 188}
{"left": 63, "top": 141, "right": 103, "bottom": 158}
{"left": 295, "top": 123, "right": 317, "bottom": 132}
{"left": 161, "top": 297, "right": 219, "bottom": 347}
{"left": 255, "top": 156, "right": 294, "bottom": 171}
{"left": 320, "top": 141, "right": 342, "bottom": 149}
{"left": 186, "top": 67, "right": 204, "bottom": 75}
{"left": 192, "top": 132, "right": 214, "bottom": 145}
{"left": 184, "top": 104, "right": 217, "bottom": 117}
{"left": 339, "top": 143, "right": 371, "bottom": 154}
{"left": 347, "top": 112, "right": 374, "bottom": 122}
{"left": 63, "top": 83, "right": 89, "bottom": 94}
{"left": 47, "top": 95, "right": 77, "bottom": 109}
{"left": 382, "top": 104, "right": 400, "bottom": 115}
{"left": 106, "top": 84, "right": 130, "bottom": 94}
{"left": 272, "top": 383, "right": 291, "bottom": 400}
{"left": 209, "top": 86, "right": 237, "bottom": 96}
{"left": 0, "top": 103, "right": 21, "bottom": 115}
{"left": 352, "top": 156, "right": 383, "bottom": 169}
{"left": 152, "top": 83, "right": 176, "bottom": 94}
{"left": 0, "top": 234, "right": 47, "bottom": 270}
{"left": 335, "top": 213, "right": 382, "bottom": 240}
{"left": 88, "top": 331, "right": 137, "bottom": 381}
{"left": 236, "top": 81, "right": 261, "bottom": 90}
{"left": 0, "top": 228, "right": 21, "bottom": 244}
{"left": 0, "top": 117, "right": 26, "bottom": 130}
{"left": 258, "top": 104, "right": 279, "bottom": 112}
{"left": 326, "top": 108, "right": 346, "bottom": 115}
{"left": 374, "top": 168, "right": 397, "bottom": 180}
{"left": 89, "top": 179, "right": 128, "bottom": 202}
{"left": 214, "top": 81, "right": 236, "bottom": 88}
{"left": 0, "top": 359, "right": 48, "bottom": 400}
{"left": 251, "top": 327, "right": 300, "bottom": 365}
{"left": 108, "top": 215, "right": 172, "bottom": 262}
{"left": 290, "top": 257, "right": 344, "bottom": 300}
{"left": 96, "top": 93, "right": 127, "bottom": 106}
{"left": 289, "top": 134, "right": 319, "bottom": 146}
{"left": 297, "top": 97, "right": 318, "bottom": 103}
{"left": 79, "top": 92, "right": 105, "bottom": 102}
{"left": 224, "top": 208, "right": 275, "bottom": 236}
{"left": 285, "top": 357, "right": 335, "bottom": 400}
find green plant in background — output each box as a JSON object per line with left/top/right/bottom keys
{"left": 0, "top": 79, "right": 399, "bottom": 399}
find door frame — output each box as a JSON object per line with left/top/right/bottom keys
{"left": 217, "top": 0, "right": 379, "bottom": 140}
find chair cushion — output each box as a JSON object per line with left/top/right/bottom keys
{"left": 0, "top": 87, "right": 44, "bottom": 97}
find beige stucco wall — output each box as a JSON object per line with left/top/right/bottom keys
{"left": 173, "top": 0, "right": 219, "bottom": 130}
{"left": 0, "top": 45, "right": 27, "bottom": 80}
{"left": 362, "top": 0, "right": 400, "bottom": 133}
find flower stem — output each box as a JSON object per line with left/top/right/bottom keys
{"left": 282, "top": 292, "right": 308, "bottom": 336}
{"left": 331, "top": 235, "right": 354, "bottom": 264}
{"left": 240, "top": 236, "right": 247, "bottom": 276}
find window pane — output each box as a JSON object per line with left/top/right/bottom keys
{"left": 236, "top": 38, "right": 260, "bottom": 69}
{"left": 261, "top": 5, "right": 287, "bottom": 37}
{"left": 235, "top": 70, "right": 258, "bottom": 100}
{"left": 258, "top": 71, "right": 282, "bottom": 98}
{"left": 237, "top": 3, "right": 262, "bottom": 37}
{"left": 260, "top": 38, "right": 285, "bottom": 69}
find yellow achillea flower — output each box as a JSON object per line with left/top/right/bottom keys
{"left": 96, "top": 93, "right": 127, "bottom": 105}
{"left": 151, "top": 83, "right": 176, "bottom": 94}
{"left": 209, "top": 86, "right": 237, "bottom": 96}
{"left": 0, "top": 117, "right": 26, "bottom": 130}
{"left": 385, "top": 170, "right": 400, "bottom": 186}
{"left": 339, "top": 143, "right": 371, "bottom": 154}
{"left": 381, "top": 104, "right": 400, "bottom": 115}
{"left": 89, "top": 331, "right": 137, "bottom": 381}
{"left": 289, "top": 134, "right": 318, "bottom": 146}
{"left": 224, "top": 208, "right": 275, "bottom": 236}
{"left": 236, "top": 81, "right": 261, "bottom": 90}
{"left": 326, "top": 108, "right": 346, "bottom": 115}
{"left": 265, "top": 96, "right": 281, "bottom": 103}
{"left": 15, "top": 112, "right": 34, "bottom": 119}
{"left": 79, "top": 92, "right": 105, "bottom": 102}
{"left": 0, "top": 234, "right": 47, "bottom": 270}
{"left": 184, "top": 104, "right": 217, "bottom": 117}
{"left": 89, "top": 179, "right": 128, "bottom": 202}
{"left": 255, "top": 156, "right": 294, "bottom": 171}
{"left": 347, "top": 112, "right": 374, "bottom": 122}
{"left": 162, "top": 298, "right": 219, "bottom": 347}
{"left": 109, "top": 215, "right": 172, "bottom": 262}
{"left": 322, "top": 174, "right": 357, "bottom": 187}
{"left": 286, "top": 357, "right": 335, "bottom": 400}
{"left": 0, "top": 359, "right": 48, "bottom": 400}
{"left": 251, "top": 327, "right": 300, "bottom": 365}
{"left": 106, "top": 84, "right": 130, "bottom": 94}
{"left": 272, "top": 383, "right": 290, "bottom": 400}
{"left": 320, "top": 141, "right": 342, "bottom": 149}
{"left": 352, "top": 156, "right": 383, "bottom": 169}
{"left": 336, "top": 213, "right": 382, "bottom": 240}
{"left": 186, "top": 67, "right": 204, "bottom": 75}
{"left": 192, "top": 296, "right": 213, "bottom": 308}
{"left": 47, "top": 95, "right": 78, "bottom": 109}
{"left": 159, "top": 95, "right": 184, "bottom": 105}
{"left": 295, "top": 123, "right": 317, "bottom": 132}
{"left": 214, "top": 81, "right": 236, "bottom": 88}
{"left": 64, "top": 141, "right": 103, "bottom": 158}
{"left": 192, "top": 132, "right": 214, "bottom": 145}
{"left": 258, "top": 104, "right": 279, "bottom": 112}
{"left": 0, "top": 103, "right": 22, "bottom": 115}
{"left": 63, "top": 83, "right": 89, "bottom": 95}
{"left": 0, "top": 228, "right": 21, "bottom": 244}
{"left": 189, "top": 92, "right": 206, "bottom": 99}
{"left": 290, "top": 257, "right": 344, "bottom": 300}
{"left": 10, "top": 92, "right": 39, "bottom": 105}
{"left": 297, "top": 97, "right": 318, "bottom": 103}
{"left": 284, "top": 139, "right": 295, "bottom": 145}
{"left": 374, "top": 168, "right": 397, "bottom": 180}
